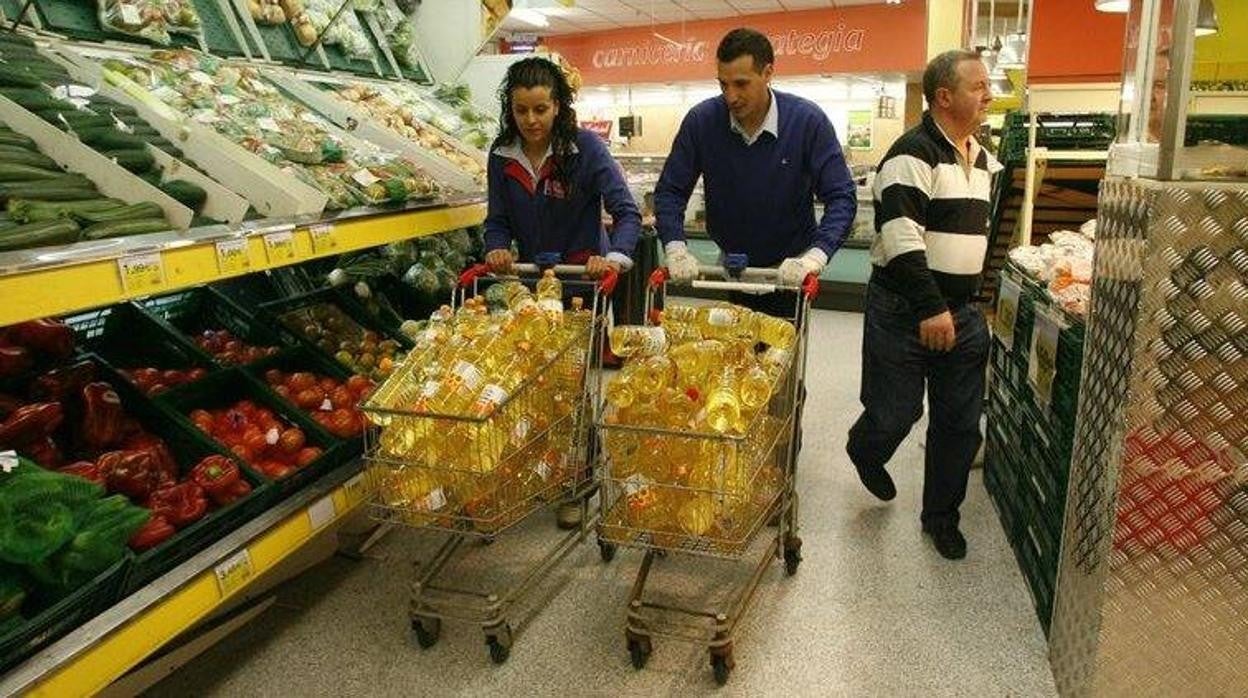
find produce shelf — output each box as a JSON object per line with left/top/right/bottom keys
{"left": 0, "top": 199, "right": 485, "bottom": 326}
{"left": 0, "top": 462, "right": 370, "bottom": 698}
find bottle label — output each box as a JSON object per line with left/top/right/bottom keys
{"left": 452, "top": 361, "right": 484, "bottom": 391}
{"left": 641, "top": 328, "right": 668, "bottom": 355}
{"left": 706, "top": 308, "right": 735, "bottom": 327}
{"left": 534, "top": 458, "right": 551, "bottom": 481}
{"left": 764, "top": 348, "right": 791, "bottom": 370}
{"left": 422, "top": 487, "right": 447, "bottom": 512}
{"left": 623, "top": 473, "right": 652, "bottom": 496}
{"left": 511, "top": 417, "right": 531, "bottom": 446}
{"left": 475, "top": 384, "right": 508, "bottom": 414}
{"left": 539, "top": 298, "right": 564, "bottom": 316}
{"left": 420, "top": 380, "right": 441, "bottom": 398}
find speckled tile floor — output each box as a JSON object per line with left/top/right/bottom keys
{"left": 148, "top": 309, "right": 1058, "bottom": 697}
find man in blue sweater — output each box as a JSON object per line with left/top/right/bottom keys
{"left": 654, "top": 28, "right": 857, "bottom": 312}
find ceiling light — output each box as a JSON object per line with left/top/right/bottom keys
{"left": 997, "top": 33, "right": 1027, "bottom": 69}
{"left": 1095, "top": 0, "right": 1130, "bottom": 12}
{"left": 509, "top": 8, "right": 549, "bottom": 28}
{"left": 1195, "top": 0, "right": 1219, "bottom": 36}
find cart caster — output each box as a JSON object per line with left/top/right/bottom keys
{"left": 627, "top": 636, "right": 651, "bottom": 670}
{"left": 783, "top": 536, "right": 803, "bottom": 577}
{"left": 411, "top": 616, "right": 441, "bottom": 649}
{"left": 599, "top": 540, "right": 617, "bottom": 562}
{"left": 485, "top": 624, "right": 513, "bottom": 664}
{"left": 710, "top": 652, "right": 733, "bottom": 686}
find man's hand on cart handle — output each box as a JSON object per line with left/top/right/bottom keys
{"left": 486, "top": 249, "right": 516, "bottom": 274}
{"left": 778, "top": 249, "right": 826, "bottom": 287}
{"left": 663, "top": 241, "right": 700, "bottom": 284}
{"left": 585, "top": 255, "right": 620, "bottom": 279}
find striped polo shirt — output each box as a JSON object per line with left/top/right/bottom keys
{"left": 870, "top": 111, "right": 1002, "bottom": 318}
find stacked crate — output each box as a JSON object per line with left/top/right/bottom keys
{"left": 983, "top": 263, "right": 1085, "bottom": 634}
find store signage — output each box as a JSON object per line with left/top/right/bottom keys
{"left": 308, "top": 495, "right": 337, "bottom": 530}
{"left": 215, "top": 238, "right": 251, "bottom": 275}
{"left": 214, "top": 548, "right": 254, "bottom": 597}
{"left": 995, "top": 277, "right": 1022, "bottom": 351}
{"left": 546, "top": 3, "right": 924, "bottom": 84}
{"left": 264, "top": 230, "right": 297, "bottom": 264}
{"left": 308, "top": 223, "right": 338, "bottom": 254}
{"left": 1028, "top": 306, "right": 1065, "bottom": 409}
{"left": 342, "top": 473, "right": 369, "bottom": 508}
{"left": 117, "top": 252, "right": 165, "bottom": 295}
{"left": 580, "top": 119, "right": 613, "bottom": 141}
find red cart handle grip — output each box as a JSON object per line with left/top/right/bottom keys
{"left": 649, "top": 266, "right": 670, "bottom": 289}
{"left": 599, "top": 268, "right": 620, "bottom": 297}
{"left": 458, "top": 263, "right": 490, "bottom": 289}
{"left": 802, "top": 273, "right": 820, "bottom": 301}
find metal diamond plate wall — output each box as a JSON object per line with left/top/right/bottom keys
{"left": 1049, "top": 178, "right": 1248, "bottom": 697}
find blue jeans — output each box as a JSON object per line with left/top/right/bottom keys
{"left": 847, "top": 282, "right": 989, "bottom": 527}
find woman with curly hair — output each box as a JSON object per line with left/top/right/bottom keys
{"left": 484, "top": 56, "right": 640, "bottom": 280}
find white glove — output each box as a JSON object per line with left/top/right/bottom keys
{"left": 778, "top": 249, "right": 828, "bottom": 286}
{"left": 664, "top": 241, "right": 700, "bottom": 284}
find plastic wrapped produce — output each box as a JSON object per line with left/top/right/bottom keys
{"left": 97, "top": 0, "right": 204, "bottom": 44}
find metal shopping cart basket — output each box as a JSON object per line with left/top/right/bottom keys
{"left": 361, "top": 262, "right": 617, "bottom": 663}
{"left": 596, "top": 262, "right": 816, "bottom": 685}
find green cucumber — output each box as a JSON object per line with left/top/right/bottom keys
{"left": 81, "top": 217, "right": 169, "bottom": 240}
{"left": 0, "top": 132, "right": 36, "bottom": 150}
{"left": 0, "top": 219, "right": 80, "bottom": 250}
{"left": 0, "top": 163, "right": 66, "bottom": 182}
{"left": 0, "top": 184, "right": 98, "bottom": 201}
{"left": 0, "top": 71, "right": 42, "bottom": 89}
{"left": 159, "top": 179, "right": 207, "bottom": 211}
{"left": 74, "top": 201, "right": 164, "bottom": 223}
{"left": 0, "top": 147, "right": 59, "bottom": 170}
{"left": 75, "top": 128, "right": 146, "bottom": 150}
{"left": 7, "top": 197, "right": 126, "bottom": 224}
{"left": 102, "top": 148, "right": 155, "bottom": 173}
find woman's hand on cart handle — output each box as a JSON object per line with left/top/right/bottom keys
{"left": 459, "top": 263, "right": 492, "bottom": 288}
{"left": 585, "top": 255, "right": 620, "bottom": 280}
{"left": 801, "top": 273, "right": 820, "bottom": 301}
{"left": 485, "top": 249, "right": 516, "bottom": 274}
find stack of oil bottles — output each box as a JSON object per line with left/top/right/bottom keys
{"left": 601, "top": 302, "right": 798, "bottom": 552}
{"left": 362, "top": 271, "right": 595, "bottom": 534}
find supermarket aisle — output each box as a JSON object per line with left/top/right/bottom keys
{"left": 149, "top": 308, "right": 1058, "bottom": 697}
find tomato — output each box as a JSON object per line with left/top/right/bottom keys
{"left": 318, "top": 377, "right": 338, "bottom": 393}
{"left": 190, "top": 408, "right": 212, "bottom": 423}
{"left": 160, "top": 369, "right": 183, "bottom": 385}
{"left": 191, "top": 413, "right": 214, "bottom": 433}
{"left": 277, "top": 428, "right": 306, "bottom": 453}
{"left": 326, "top": 409, "right": 354, "bottom": 438}
{"left": 329, "top": 386, "right": 354, "bottom": 409}
{"left": 295, "top": 447, "right": 323, "bottom": 467}
{"left": 259, "top": 461, "right": 294, "bottom": 479}
{"left": 242, "top": 428, "right": 268, "bottom": 456}
{"left": 234, "top": 400, "right": 258, "bottom": 416}
{"left": 216, "top": 409, "right": 248, "bottom": 434}
{"left": 295, "top": 388, "right": 323, "bottom": 410}
{"left": 345, "top": 374, "right": 371, "bottom": 394}
{"left": 186, "top": 368, "right": 208, "bottom": 382}
{"left": 272, "top": 384, "right": 292, "bottom": 400}
{"left": 264, "top": 368, "right": 285, "bottom": 385}
{"left": 148, "top": 383, "right": 169, "bottom": 396}
{"left": 230, "top": 443, "right": 254, "bottom": 463}
{"left": 288, "top": 372, "right": 317, "bottom": 391}
{"left": 355, "top": 385, "right": 375, "bottom": 402}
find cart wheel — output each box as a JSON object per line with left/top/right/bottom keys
{"left": 783, "top": 536, "right": 803, "bottom": 577}
{"left": 486, "top": 624, "right": 513, "bottom": 664}
{"left": 411, "top": 616, "right": 441, "bottom": 649}
{"left": 599, "top": 540, "right": 617, "bottom": 563}
{"left": 711, "top": 653, "right": 732, "bottom": 686}
{"left": 627, "top": 637, "right": 651, "bottom": 670}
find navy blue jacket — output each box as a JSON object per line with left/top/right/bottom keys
{"left": 654, "top": 91, "right": 857, "bottom": 266}
{"left": 484, "top": 128, "right": 641, "bottom": 264}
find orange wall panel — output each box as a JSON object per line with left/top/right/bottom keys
{"left": 1029, "top": 0, "right": 1128, "bottom": 84}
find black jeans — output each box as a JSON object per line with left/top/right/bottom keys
{"left": 846, "top": 282, "right": 989, "bottom": 527}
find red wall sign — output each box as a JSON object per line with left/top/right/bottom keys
{"left": 545, "top": 3, "right": 927, "bottom": 85}
{"left": 579, "top": 119, "right": 613, "bottom": 141}
{"left": 1029, "top": 0, "right": 1127, "bottom": 84}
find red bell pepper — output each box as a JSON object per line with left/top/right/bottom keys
{"left": 98, "top": 449, "right": 162, "bottom": 501}
{"left": 0, "top": 345, "right": 33, "bottom": 379}
{"left": 80, "top": 382, "right": 124, "bottom": 451}
{"left": 189, "top": 455, "right": 243, "bottom": 506}
{"left": 7, "top": 319, "right": 74, "bottom": 361}
{"left": 129, "top": 514, "right": 175, "bottom": 552}
{"left": 30, "top": 360, "right": 97, "bottom": 402}
{"left": 0, "top": 402, "right": 64, "bottom": 449}
{"left": 147, "top": 482, "right": 208, "bottom": 528}
{"left": 59, "top": 460, "right": 105, "bottom": 485}
{"left": 121, "top": 432, "right": 179, "bottom": 486}
{"left": 24, "top": 436, "right": 63, "bottom": 468}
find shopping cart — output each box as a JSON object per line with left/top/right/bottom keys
{"left": 596, "top": 262, "right": 816, "bottom": 685}
{"left": 361, "top": 262, "right": 617, "bottom": 663}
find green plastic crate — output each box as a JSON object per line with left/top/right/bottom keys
{"left": 78, "top": 360, "right": 276, "bottom": 595}
{"left": 155, "top": 367, "right": 349, "bottom": 499}
{"left": 258, "top": 286, "right": 413, "bottom": 375}
{"left": 0, "top": 556, "right": 128, "bottom": 672}
{"left": 62, "top": 302, "right": 215, "bottom": 381}
{"left": 138, "top": 287, "right": 298, "bottom": 367}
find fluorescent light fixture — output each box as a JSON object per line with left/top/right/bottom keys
{"left": 1196, "top": 0, "right": 1219, "bottom": 36}
{"left": 510, "top": 8, "right": 549, "bottom": 27}
{"left": 1095, "top": 0, "right": 1130, "bottom": 12}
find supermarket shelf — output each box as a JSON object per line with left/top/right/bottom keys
{"left": 0, "top": 463, "right": 370, "bottom": 698}
{"left": 0, "top": 198, "right": 486, "bottom": 326}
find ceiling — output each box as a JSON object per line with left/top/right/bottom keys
{"left": 499, "top": 0, "right": 900, "bottom": 37}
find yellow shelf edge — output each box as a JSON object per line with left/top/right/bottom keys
{"left": 0, "top": 203, "right": 486, "bottom": 326}
{"left": 26, "top": 477, "right": 369, "bottom": 698}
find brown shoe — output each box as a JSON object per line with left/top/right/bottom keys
{"left": 556, "top": 501, "right": 582, "bottom": 529}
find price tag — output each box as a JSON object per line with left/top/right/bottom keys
{"left": 119, "top": 2, "right": 141, "bottom": 25}
{"left": 1028, "top": 306, "right": 1064, "bottom": 408}
{"left": 263, "top": 230, "right": 296, "bottom": 264}
{"left": 308, "top": 495, "right": 337, "bottom": 530}
{"left": 342, "top": 472, "right": 368, "bottom": 508}
{"left": 213, "top": 549, "right": 253, "bottom": 597}
{"left": 117, "top": 252, "right": 165, "bottom": 294}
{"left": 256, "top": 117, "right": 282, "bottom": 132}
{"left": 308, "top": 223, "right": 337, "bottom": 254}
{"left": 216, "top": 238, "right": 251, "bottom": 275}
{"left": 995, "top": 277, "right": 1022, "bottom": 351}
{"left": 351, "top": 169, "right": 380, "bottom": 187}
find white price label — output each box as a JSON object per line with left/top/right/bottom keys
{"left": 216, "top": 238, "right": 250, "bottom": 275}
{"left": 307, "top": 495, "right": 337, "bottom": 529}
{"left": 422, "top": 487, "right": 447, "bottom": 512}
{"left": 117, "top": 252, "right": 165, "bottom": 294}
{"left": 996, "top": 277, "right": 1022, "bottom": 352}
{"left": 1028, "top": 307, "right": 1065, "bottom": 408}
{"left": 213, "top": 549, "right": 253, "bottom": 597}
{"left": 257, "top": 117, "right": 282, "bottom": 132}
{"left": 119, "top": 2, "right": 141, "bottom": 25}
{"left": 511, "top": 417, "right": 531, "bottom": 445}
{"left": 342, "top": 472, "right": 368, "bottom": 507}
{"left": 452, "top": 360, "right": 483, "bottom": 392}
{"left": 263, "top": 230, "right": 296, "bottom": 263}
{"left": 351, "top": 168, "right": 381, "bottom": 187}
{"left": 308, "top": 223, "right": 336, "bottom": 253}
{"left": 623, "top": 474, "right": 651, "bottom": 496}
{"left": 706, "top": 307, "right": 734, "bottom": 327}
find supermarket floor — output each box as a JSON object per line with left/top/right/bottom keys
{"left": 149, "top": 308, "right": 1059, "bottom": 697}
